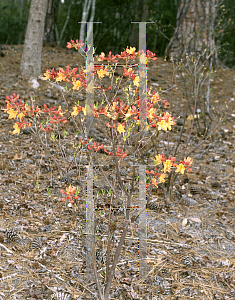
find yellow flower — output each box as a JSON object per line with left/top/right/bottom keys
{"left": 175, "top": 163, "right": 185, "bottom": 174}
{"left": 125, "top": 108, "right": 132, "bottom": 119}
{"left": 72, "top": 79, "right": 81, "bottom": 90}
{"left": 184, "top": 157, "right": 193, "bottom": 165}
{"left": 151, "top": 93, "right": 160, "bottom": 103}
{"left": 147, "top": 107, "right": 156, "bottom": 121}
{"left": 66, "top": 185, "right": 76, "bottom": 194}
{"left": 126, "top": 47, "right": 136, "bottom": 55}
{"left": 154, "top": 154, "right": 162, "bottom": 165}
{"left": 97, "top": 52, "right": 105, "bottom": 61}
{"left": 42, "top": 70, "right": 51, "bottom": 80}
{"left": 97, "top": 68, "right": 109, "bottom": 79}
{"left": 159, "top": 173, "right": 167, "bottom": 183}
{"left": 56, "top": 71, "right": 66, "bottom": 82}
{"left": 17, "top": 112, "right": 25, "bottom": 121}
{"left": 117, "top": 123, "right": 125, "bottom": 134}
{"left": 7, "top": 109, "right": 18, "bottom": 119}
{"left": 82, "top": 106, "right": 87, "bottom": 116}
{"left": 127, "top": 67, "right": 132, "bottom": 72}
{"left": 57, "top": 106, "right": 64, "bottom": 117}
{"left": 12, "top": 123, "right": 20, "bottom": 135}
{"left": 151, "top": 177, "right": 158, "bottom": 187}
{"left": 157, "top": 119, "right": 168, "bottom": 131}
{"left": 166, "top": 116, "right": 175, "bottom": 130}
{"left": 71, "top": 106, "right": 79, "bottom": 117}
{"left": 133, "top": 76, "right": 139, "bottom": 87}
{"left": 163, "top": 159, "right": 172, "bottom": 173}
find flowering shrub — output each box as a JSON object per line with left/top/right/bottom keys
{"left": 3, "top": 39, "right": 194, "bottom": 299}
{"left": 4, "top": 39, "right": 193, "bottom": 201}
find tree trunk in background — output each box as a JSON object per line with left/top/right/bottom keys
{"left": 18, "top": 0, "right": 25, "bottom": 44}
{"left": 129, "top": 0, "right": 141, "bottom": 48}
{"left": 55, "top": 1, "right": 73, "bottom": 47}
{"left": 0, "top": 45, "right": 4, "bottom": 57}
{"left": 79, "top": 0, "right": 96, "bottom": 53}
{"left": 129, "top": 0, "right": 148, "bottom": 48}
{"left": 20, "top": 0, "right": 48, "bottom": 79}
{"left": 165, "top": 0, "right": 218, "bottom": 65}
{"left": 44, "top": 0, "right": 59, "bottom": 46}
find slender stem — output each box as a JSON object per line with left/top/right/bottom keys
{"left": 105, "top": 176, "right": 116, "bottom": 283}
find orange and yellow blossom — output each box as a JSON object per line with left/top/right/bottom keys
{"left": 133, "top": 76, "right": 139, "bottom": 87}
{"left": 150, "top": 92, "right": 160, "bottom": 103}
{"left": 117, "top": 123, "right": 125, "bottom": 134}
{"left": 71, "top": 106, "right": 81, "bottom": 117}
{"left": 163, "top": 159, "right": 173, "bottom": 173}
{"left": 151, "top": 177, "right": 158, "bottom": 187}
{"left": 97, "top": 52, "right": 106, "bottom": 61}
{"left": 147, "top": 107, "right": 157, "bottom": 121}
{"left": 123, "top": 68, "right": 135, "bottom": 79}
{"left": 97, "top": 68, "right": 109, "bottom": 79}
{"left": 56, "top": 106, "right": 64, "bottom": 117}
{"left": 42, "top": 70, "right": 52, "bottom": 80}
{"left": 65, "top": 185, "right": 77, "bottom": 195}
{"left": 12, "top": 123, "right": 20, "bottom": 135}
{"left": 157, "top": 119, "right": 169, "bottom": 131}
{"left": 157, "top": 114, "right": 175, "bottom": 131}
{"left": 154, "top": 154, "right": 165, "bottom": 165}
{"left": 184, "top": 157, "right": 193, "bottom": 165}
{"left": 82, "top": 106, "right": 87, "bottom": 116}
{"left": 125, "top": 108, "right": 133, "bottom": 119}
{"left": 163, "top": 112, "right": 175, "bottom": 129}
{"left": 72, "top": 78, "right": 81, "bottom": 90}
{"left": 17, "top": 112, "right": 25, "bottom": 121}
{"left": 7, "top": 108, "right": 18, "bottom": 119}
{"left": 175, "top": 163, "right": 185, "bottom": 174}
{"left": 126, "top": 46, "right": 136, "bottom": 55}
{"left": 56, "top": 71, "right": 66, "bottom": 82}
{"left": 158, "top": 173, "right": 167, "bottom": 183}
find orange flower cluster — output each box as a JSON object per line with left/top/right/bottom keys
{"left": 97, "top": 51, "right": 118, "bottom": 63}
{"left": 66, "top": 39, "right": 84, "bottom": 51}
{"left": 95, "top": 65, "right": 110, "bottom": 79}
{"left": 42, "top": 44, "right": 157, "bottom": 95}
{"left": 4, "top": 95, "right": 68, "bottom": 134}
{"left": 42, "top": 65, "right": 87, "bottom": 91}
{"left": 4, "top": 93, "right": 39, "bottom": 134}
{"left": 60, "top": 185, "right": 79, "bottom": 204}
{"left": 103, "top": 146, "right": 127, "bottom": 158}
{"left": 146, "top": 156, "right": 193, "bottom": 188}
{"left": 77, "top": 137, "right": 127, "bottom": 158}
{"left": 114, "top": 47, "right": 157, "bottom": 62}
{"left": 123, "top": 68, "right": 136, "bottom": 80}
{"left": 39, "top": 104, "right": 68, "bottom": 132}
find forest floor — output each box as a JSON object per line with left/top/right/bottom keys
{"left": 0, "top": 44, "right": 235, "bottom": 300}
